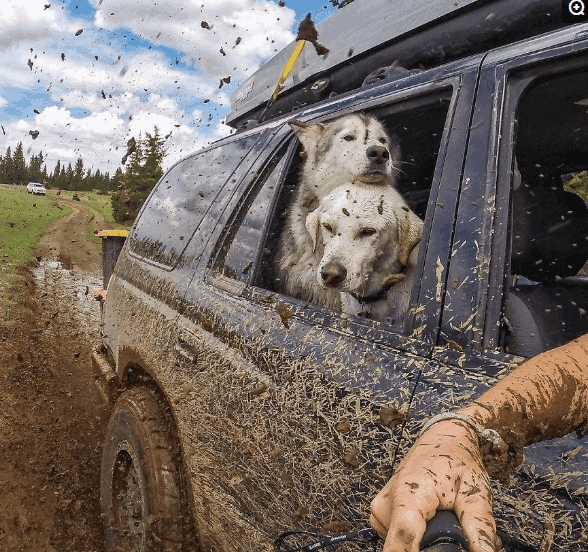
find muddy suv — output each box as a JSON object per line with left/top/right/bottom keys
{"left": 94, "top": 1, "right": 588, "bottom": 551}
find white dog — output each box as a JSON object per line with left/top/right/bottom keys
{"left": 305, "top": 183, "right": 423, "bottom": 322}
{"left": 277, "top": 112, "right": 402, "bottom": 309}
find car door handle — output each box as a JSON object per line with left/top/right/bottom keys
{"left": 175, "top": 341, "right": 198, "bottom": 363}
{"left": 175, "top": 328, "right": 201, "bottom": 365}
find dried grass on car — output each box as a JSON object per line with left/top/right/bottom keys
{"left": 155, "top": 309, "right": 588, "bottom": 551}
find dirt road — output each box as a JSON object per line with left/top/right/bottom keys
{"left": 0, "top": 198, "right": 116, "bottom": 550}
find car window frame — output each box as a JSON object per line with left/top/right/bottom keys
{"left": 492, "top": 49, "right": 588, "bottom": 351}
{"left": 206, "top": 69, "right": 477, "bottom": 358}
{"left": 437, "top": 35, "right": 588, "bottom": 370}
{"left": 207, "top": 138, "right": 297, "bottom": 292}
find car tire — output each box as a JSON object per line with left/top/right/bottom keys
{"left": 100, "top": 386, "right": 187, "bottom": 551}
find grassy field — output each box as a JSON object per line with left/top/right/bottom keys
{"left": 1, "top": 185, "right": 73, "bottom": 263}
{"left": 53, "top": 189, "right": 124, "bottom": 226}
{"left": 0, "top": 185, "right": 74, "bottom": 308}
{"left": 72, "top": 191, "right": 128, "bottom": 269}
{"left": 565, "top": 171, "right": 588, "bottom": 204}
{"left": 0, "top": 186, "right": 129, "bottom": 312}
{"left": 54, "top": 190, "right": 127, "bottom": 269}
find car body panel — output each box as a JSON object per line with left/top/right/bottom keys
{"left": 102, "top": 129, "right": 275, "bottom": 375}
{"left": 173, "top": 279, "right": 426, "bottom": 550}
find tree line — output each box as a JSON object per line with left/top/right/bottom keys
{"left": 0, "top": 141, "right": 114, "bottom": 192}
{"left": 0, "top": 128, "right": 167, "bottom": 223}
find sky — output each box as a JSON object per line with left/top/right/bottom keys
{"left": 0, "top": 0, "right": 339, "bottom": 178}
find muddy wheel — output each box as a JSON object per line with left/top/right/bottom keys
{"left": 100, "top": 386, "right": 186, "bottom": 551}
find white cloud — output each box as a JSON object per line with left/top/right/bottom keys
{"left": 0, "top": 98, "right": 233, "bottom": 178}
{"left": 0, "top": 0, "right": 297, "bottom": 177}
{"left": 0, "top": 0, "right": 64, "bottom": 51}
{"left": 128, "top": 111, "right": 182, "bottom": 138}
{"left": 92, "top": 0, "right": 296, "bottom": 80}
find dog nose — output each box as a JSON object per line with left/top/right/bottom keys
{"left": 321, "top": 262, "right": 347, "bottom": 287}
{"left": 366, "top": 145, "right": 389, "bottom": 163}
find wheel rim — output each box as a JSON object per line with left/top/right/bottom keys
{"left": 112, "top": 442, "right": 146, "bottom": 549}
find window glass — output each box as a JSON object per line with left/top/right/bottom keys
{"left": 505, "top": 68, "right": 588, "bottom": 356}
{"left": 215, "top": 146, "right": 290, "bottom": 283}
{"left": 129, "top": 134, "right": 259, "bottom": 267}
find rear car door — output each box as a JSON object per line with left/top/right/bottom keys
{"left": 167, "top": 56, "right": 485, "bottom": 551}
{"left": 411, "top": 26, "right": 588, "bottom": 551}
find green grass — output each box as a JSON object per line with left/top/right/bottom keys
{"left": 58, "top": 189, "right": 125, "bottom": 227}
{"left": 0, "top": 185, "right": 73, "bottom": 311}
{"left": 565, "top": 171, "right": 588, "bottom": 205}
{"left": 71, "top": 192, "right": 129, "bottom": 270}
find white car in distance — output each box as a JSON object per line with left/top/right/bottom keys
{"left": 26, "top": 182, "right": 47, "bottom": 195}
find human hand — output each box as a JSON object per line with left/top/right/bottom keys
{"left": 369, "top": 420, "right": 500, "bottom": 552}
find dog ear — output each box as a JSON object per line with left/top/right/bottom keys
{"left": 305, "top": 208, "right": 321, "bottom": 253}
{"left": 397, "top": 206, "right": 423, "bottom": 266}
{"left": 288, "top": 120, "right": 324, "bottom": 157}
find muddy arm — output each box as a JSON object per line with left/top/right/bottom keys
{"left": 461, "top": 333, "right": 588, "bottom": 448}
{"left": 370, "top": 334, "right": 588, "bottom": 552}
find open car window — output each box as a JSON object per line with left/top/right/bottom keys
{"left": 213, "top": 86, "right": 454, "bottom": 334}
{"left": 503, "top": 65, "right": 588, "bottom": 357}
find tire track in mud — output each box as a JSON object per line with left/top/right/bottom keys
{"left": 0, "top": 199, "right": 112, "bottom": 550}
{"left": 36, "top": 198, "right": 108, "bottom": 274}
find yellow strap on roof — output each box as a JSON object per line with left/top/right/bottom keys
{"left": 270, "top": 40, "right": 306, "bottom": 103}
{"left": 97, "top": 230, "right": 130, "bottom": 238}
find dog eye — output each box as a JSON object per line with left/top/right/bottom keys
{"left": 343, "top": 134, "right": 356, "bottom": 141}
{"left": 359, "top": 228, "right": 377, "bottom": 237}
{"left": 379, "top": 137, "right": 387, "bottom": 144}
{"left": 322, "top": 223, "right": 334, "bottom": 234}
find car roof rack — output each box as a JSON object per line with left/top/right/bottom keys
{"left": 226, "top": 0, "right": 565, "bottom": 130}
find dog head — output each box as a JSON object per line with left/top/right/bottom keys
{"left": 305, "top": 184, "right": 422, "bottom": 297}
{"left": 289, "top": 113, "right": 401, "bottom": 186}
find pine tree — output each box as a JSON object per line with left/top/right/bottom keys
{"left": 12, "top": 142, "right": 26, "bottom": 184}
{"left": 111, "top": 167, "right": 128, "bottom": 222}
{"left": 0, "top": 147, "right": 9, "bottom": 183}
{"left": 111, "top": 129, "right": 166, "bottom": 223}
{"left": 74, "top": 157, "right": 84, "bottom": 189}
{"left": 64, "top": 162, "right": 74, "bottom": 190}
{"left": 3, "top": 146, "right": 15, "bottom": 183}
{"left": 85, "top": 168, "right": 93, "bottom": 190}
{"left": 133, "top": 128, "right": 165, "bottom": 211}
{"left": 143, "top": 128, "right": 165, "bottom": 184}
{"left": 103, "top": 171, "right": 114, "bottom": 192}
{"left": 92, "top": 169, "right": 102, "bottom": 191}
{"left": 51, "top": 159, "right": 61, "bottom": 189}
{"left": 28, "top": 151, "right": 44, "bottom": 183}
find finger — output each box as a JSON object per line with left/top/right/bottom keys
{"left": 369, "top": 512, "right": 388, "bottom": 540}
{"left": 455, "top": 483, "right": 497, "bottom": 552}
{"left": 381, "top": 507, "right": 427, "bottom": 552}
{"left": 460, "top": 510, "right": 498, "bottom": 552}
{"left": 370, "top": 484, "right": 394, "bottom": 538}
